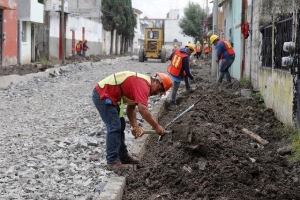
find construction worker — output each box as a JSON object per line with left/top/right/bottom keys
{"left": 204, "top": 41, "right": 210, "bottom": 55}
{"left": 210, "top": 34, "right": 235, "bottom": 83}
{"left": 83, "top": 39, "right": 89, "bottom": 57}
{"left": 76, "top": 40, "right": 82, "bottom": 56}
{"left": 172, "top": 44, "right": 178, "bottom": 52}
{"left": 195, "top": 41, "right": 202, "bottom": 60}
{"left": 168, "top": 43, "right": 195, "bottom": 106}
{"left": 92, "top": 71, "right": 172, "bottom": 170}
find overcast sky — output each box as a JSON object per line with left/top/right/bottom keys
{"left": 132, "top": 0, "right": 213, "bottom": 19}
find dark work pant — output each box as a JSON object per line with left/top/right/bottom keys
{"left": 171, "top": 76, "right": 191, "bottom": 103}
{"left": 218, "top": 58, "right": 235, "bottom": 83}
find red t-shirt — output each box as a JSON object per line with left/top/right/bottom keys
{"left": 97, "top": 76, "right": 150, "bottom": 106}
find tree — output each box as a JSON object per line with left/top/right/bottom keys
{"left": 102, "top": 0, "right": 116, "bottom": 54}
{"left": 179, "top": 2, "right": 207, "bottom": 43}
{"left": 101, "top": 0, "right": 136, "bottom": 55}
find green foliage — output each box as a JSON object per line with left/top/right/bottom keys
{"left": 101, "top": 0, "right": 136, "bottom": 54}
{"left": 279, "top": 125, "right": 300, "bottom": 161}
{"left": 239, "top": 78, "right": 251, "bottom": 86}
{"left": 291, "top": 132, "right": 300, "bottom": 160}
{"left": 179, "top": 2, "right": 207, "bottom": 43}
{"left": 39, "top": 57, "right": 47, "bottom": 64}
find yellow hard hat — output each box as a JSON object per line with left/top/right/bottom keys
{"left": 197, "top": 41, "right": 200, "bottom": 44}
{"left": 185, "top": 43, "right": 195, "bottom": 53}
{"left": 210, "top": 35, "right": 219, "bottom": 44}
{"left": 204, "top": 41, "right": 207, "bottom": 44}
{"left": 174, "top": 44, "right": 177, "bottom": 47}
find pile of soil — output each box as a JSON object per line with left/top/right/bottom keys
{"left": 0, "top": 54, "right": 130, "bottom": 77}
{"left": 120, "top": 59, "right": 300, "bottom": 199}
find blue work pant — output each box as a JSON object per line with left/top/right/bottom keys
{"left": 218, "top": 58, "right": 235, "bottom": 83}
{"left": 92, "top": 89, "right": 128, "bottom": 164}
{"left": 171, "top": 76, "right": 191, "bottom": 103}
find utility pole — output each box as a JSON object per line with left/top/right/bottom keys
{"left": 211, "top": 0, "right": 218, "bottom": 80}
{"left": 61, "top": 0, "right": 65, "bottom": 64}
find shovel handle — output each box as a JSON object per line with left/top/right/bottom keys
{"left": 143, "top": 130, "right": 172, "bottom": 134}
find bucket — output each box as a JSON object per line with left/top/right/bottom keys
{"left": 241, "top": 89, "right": 252, "bottom": 97}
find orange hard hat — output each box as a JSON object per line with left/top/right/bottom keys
{"left": 155, "top": 72, "right": 172, "bottom": 95}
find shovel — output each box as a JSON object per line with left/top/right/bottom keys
{"left": 133, "top": 126, "right": 172, "bottom": 139}
{"left": 158, "top": 96, "right": 203, "bottom": 142}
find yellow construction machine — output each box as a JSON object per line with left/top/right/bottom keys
{"left": 139, "top": 27, "right": 167, "bottom": 63}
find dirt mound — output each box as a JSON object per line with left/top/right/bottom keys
{"left": 120, "top": 59, "right": 300, "bottom": 199}
{"left": 0, "top": 54, "right": 132, "bottom": 77}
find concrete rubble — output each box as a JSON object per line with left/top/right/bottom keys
{"left": 0, "top": 57, "right": 167, "bottom": 199}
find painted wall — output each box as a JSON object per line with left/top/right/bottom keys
{"left": 257, "top": 0, "right": 296, "bottom": 125}
{"left": 1, "top": 0, "right": 18, "bottom": 66}
{"left": 48, "top": 11, "right": 103, "bottom": 59}
{"left": 18, "top": 0, "right": 43, "bottom": 23}
{"left": 245, "top": 0, "right": 261, "bottom": 90}
{"left": 133, "top": 11, "right": 143, "bottom": 54}
{"left": 66, "top": 16, "right": 103, "bottom": 56}
{"left": 222, "top": 0, "right": 242, "bottom": 80}
{"left": 49, "top": 11, "right": 60, "bottom": 60}
{"left": 259, "top": 68, "right": 293, "bottom": 125}
{"left": 18, "top": 0, "right": 44, "bottom": 64}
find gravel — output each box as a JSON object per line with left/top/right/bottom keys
{"left": 0, "top": 57, "right": 169, "bottom": 199}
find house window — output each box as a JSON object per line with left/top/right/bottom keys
{"left": 22, "top": 21, "right": 27, "bottom": 42}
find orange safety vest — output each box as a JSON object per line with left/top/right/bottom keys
{"left": 204, "top": 44, "right": 210, "bottom": 53}
{"left": 219, "top": 39, "right": 235, "bottom": 59}
{"left": 167, "top": 50, "right": 189, "bottom": 76}
{"left": 196, "top": 44, "right": 201, "bottom": 52}
{"left": 76, "top": 42, "right": 82, "bottom": 51}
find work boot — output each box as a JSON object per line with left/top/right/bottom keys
{"left": 186, "top": 87, "right": 196, "bottom": 93}
{"left": 170, "top": 101, "right": 178, "bottom": 107}
{"left": 107, "top": 161, "right": 126, "bottom": 170}
{"left": 120, "top": 155, "right": 140, "bottom": 164}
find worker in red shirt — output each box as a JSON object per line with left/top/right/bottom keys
{"left": 92, "top": 71, "right": 172, "bottom": 170}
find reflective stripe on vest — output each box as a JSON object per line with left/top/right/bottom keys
{"left": 196, "top": 44, "right": 201, "bottom": 52}
{"left": 167, "top": 50, "right": 189, "bottom": 76}
{"left": 204, "top": 44, "right": 210, "bottom": 53}
{"left": 76, "top": 43, "right": 82, "bottom": 51}
{"left": 219, "top": 39, "right": 235, "bottom": 59}
{"left": 97, "top": 71, "right": 151, "bottom": 110}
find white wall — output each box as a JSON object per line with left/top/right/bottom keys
{"left": 48, "top": 11, "right": 103, "bottom": 59}
{"left": 164, "top": 19, "right": 194, "bottom": 46}
{"left": 20, "top": 22, "right": 32, "bottom": 64}
{"left": 30, "top": 0, "right": 44, "bottom": 23}
{"left": 133, "top": 11, "right": 144, "bottom": 54}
